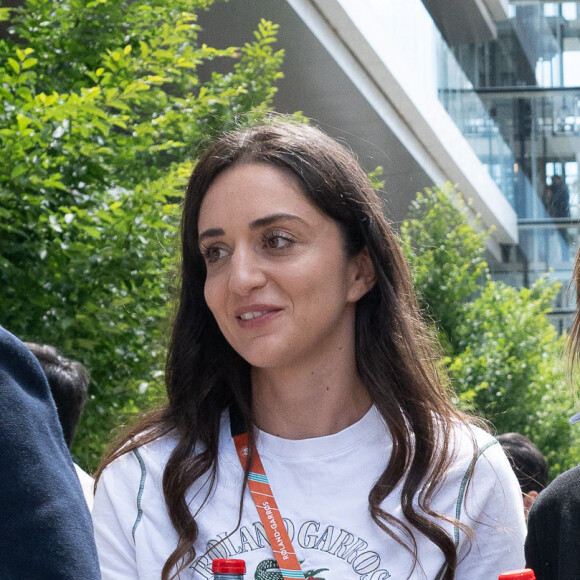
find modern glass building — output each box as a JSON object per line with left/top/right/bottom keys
{"left": 446, "top": 1, "right": 580, "bottom": 330}
{"left": 200, "top": 0, "right": 580, "bottom": 329}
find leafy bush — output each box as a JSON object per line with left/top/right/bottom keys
{"left": 401, "top": 185, "right": 580, "bottom": 477}
{"left": 0, "top": 0, "right": 285, "bottom": 470}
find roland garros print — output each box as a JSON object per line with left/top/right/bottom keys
{"left": 190, "top": 519, "right": 392, "bottom": 579}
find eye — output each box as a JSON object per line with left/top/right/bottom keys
{"left": 263, "top": 230, "right": 294, "bottom": 250}
{"left": 201, "top": 245, "right": 228, "bottom": 264}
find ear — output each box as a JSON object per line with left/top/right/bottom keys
{"left": 347, "top": 247, "right": 376, "bottom": 303}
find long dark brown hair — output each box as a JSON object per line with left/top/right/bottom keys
{"left": 567, "top": 245, "right": 580, "bottom": 369}
{"left": 97, "top": 118, "right": 474, "bottom": 579}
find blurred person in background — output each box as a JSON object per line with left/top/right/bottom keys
{"left": 26, "top": 342, "right": 95, "bottom": 510}
{"left": 548, "top": 175, "right": 570, "bottom": 219}
{"left": 546, "top": 175, "right": 571, "bottom": 262}
{"left": 497, "top": 432, "right": 548, "bottom": 521}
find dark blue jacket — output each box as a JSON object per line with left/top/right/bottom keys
{"left": 0, "top": 325, "right": 101, "bottom": 579}
{"left": 525, "top": 464, "right": 580, "bottom": 579}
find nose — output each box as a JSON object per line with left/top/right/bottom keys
{"left": 228, "top": 246, "right": 266, "bottom": 295}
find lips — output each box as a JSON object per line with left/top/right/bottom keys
{"left": 239, "top": 311, "right": 270, "bottom": 320}
{"left": 234, "top": 305, "right": 282, "bottom": 324}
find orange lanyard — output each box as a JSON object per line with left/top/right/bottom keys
{"left": 231, "top": 411, "right": 305, "bottom": 580}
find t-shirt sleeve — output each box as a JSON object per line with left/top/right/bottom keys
{"left": 93, "top": 450, "right": 143, "bottom": 579}
{"left": 454, "top": 438, "right": 527, "bottom": 578}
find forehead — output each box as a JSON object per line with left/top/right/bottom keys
{"left": 198, "top": 162, "right": 324, "bottom": 229}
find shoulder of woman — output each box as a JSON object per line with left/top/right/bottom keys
{"left": 444, "top": 423, "right": 526, "bottom": 530}
{"left": 443, "top": 419, "right": 497, "bottom": 455}
{"left": 443, "top": 421, "right": 514, "bottom": 482}
{"left": 533, "top": 464, "right": 580, "bottom": 511}
{"left": 100, "top": 430, "right": 179, "bottom": 485}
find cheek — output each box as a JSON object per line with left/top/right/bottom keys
{"left": 296, "top": 260, "right": 350, "bottom": 310}
{"left": 203, "top": 277, "right": 222, "bottom": 319}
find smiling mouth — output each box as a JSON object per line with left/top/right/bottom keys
{"left": 239, "top": 311, "right": 270, "bottom": 320}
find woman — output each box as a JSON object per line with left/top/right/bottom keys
{"left": 92, "top": 119, "right": 526, "bottom": 580}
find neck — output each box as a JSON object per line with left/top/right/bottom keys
{"left": 251, "top": 361, "right": 371, "bottom": 440}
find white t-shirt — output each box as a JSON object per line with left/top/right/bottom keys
{"left": 93, "top": 407, "right": 526, "bottom": 579}
{"left": 74, "top": 462, "right": 95, "bottom": 512}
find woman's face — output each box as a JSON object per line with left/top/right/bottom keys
{"left": 197, "top": 162, "right": 373, "bottom": 372}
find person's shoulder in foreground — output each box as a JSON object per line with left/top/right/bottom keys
{"left": 525, "top": 463, "right": 580, "bottom": 579}
{"left": 0, "top": 324, "right": 100, "bottom": 580}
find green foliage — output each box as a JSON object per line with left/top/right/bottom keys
{"left": 0, "top": 0, "right": 285, "bottom": 470}
{"left": 401, "top": 185, "right": 489, "bottom": 353}
{"left": 368, "top": 166, "right": 385, "bottom": 192}
{"left": 402, "top": 185, "right": 580, "bottom": 478}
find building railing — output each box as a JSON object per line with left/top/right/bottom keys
{"left": 518, "top": 218, "right": 579, "bottom": 269}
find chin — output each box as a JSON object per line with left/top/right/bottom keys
{"left": 235, "top": 347, "right": 290, "bottom": 370}
{"left": 239, "top": 354, "right": 282, "bottom": 369}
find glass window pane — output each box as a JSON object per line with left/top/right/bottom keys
{"left": 562, "top": 2, "right": 578, "bottom": 21}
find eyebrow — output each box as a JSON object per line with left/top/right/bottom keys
{"left": 198, "top": 213, "right": 307, "bottom": 244}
